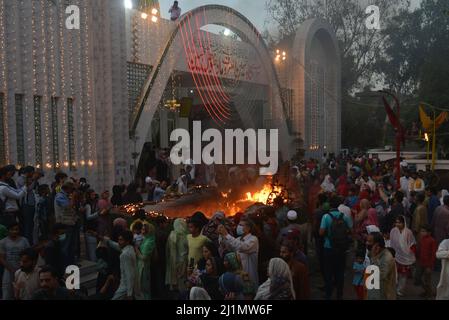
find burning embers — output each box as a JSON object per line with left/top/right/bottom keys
{"left": 220, "top": 183, "right": 288, "bottom": 215}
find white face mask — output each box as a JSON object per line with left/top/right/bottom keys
{"left": 236, "top": 225, "right": 244, "bottom": 236}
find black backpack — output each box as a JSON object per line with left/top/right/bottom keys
{"left": 328, "top": 212, "right": 351, "bottom": 252}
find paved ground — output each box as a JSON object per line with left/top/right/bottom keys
{"left": 307, "top": 243, "right": 441, "bottom": 300}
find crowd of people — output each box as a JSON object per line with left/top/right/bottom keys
{"left": 1, "top": 153, "right": 449, "bottom": 300}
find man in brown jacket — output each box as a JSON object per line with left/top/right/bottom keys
{"left": 412, "top": 193, "right": 428, "bottom": 236}
{"left": 280, "top": 241, "right": 310, "bottom": 300}
{"left": 366, "top": 233, "right": 397, "bottom": 300}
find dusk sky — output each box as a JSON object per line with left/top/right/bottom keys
{"left": 158, "top": 0, "right": 422, "bottom": 32}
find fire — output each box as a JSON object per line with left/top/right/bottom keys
{"left": 242, "top": 184, "right": 284, "bottom": 204}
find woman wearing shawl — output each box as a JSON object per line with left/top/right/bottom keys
{"left": 189, "top": 287, "right": 211, "bottom": 300}
{"left": 255, "top": 258, "right": 295, "bottom": 300}
{"left": 440, "top": 189, "right": 449, "bottom": 205}
{"left": 320, "top": 175, "right": 335, "bottom": 193}
{"left": 336, "top": 175, "right": 349, "bottom": 197}
{"left": 165, "top": 218, "right": 189, "bottom": 292}
{"left": 389, "top": 215, "right": 416, "bottom": 297}
{"left": 135, "top": 222, "right": 156, "bottom": 300}
{"left": 355, "top": 199, "right": 374, "bottom": 245}
{"left": 219, "top": 252, "right": 255, "bottom": 300}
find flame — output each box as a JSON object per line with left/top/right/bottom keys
{"left": 242, "top": 184, "right": 283, "bottom": 204}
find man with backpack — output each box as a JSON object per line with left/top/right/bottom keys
{"left": 319, "top": 195, "right": 353, "bottom": 300}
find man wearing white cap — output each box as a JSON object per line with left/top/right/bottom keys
{"left": 277, "top": 210, "right": 309, "bottom": 255}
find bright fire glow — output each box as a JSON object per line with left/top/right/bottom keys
{"left": 242, "top": 184, "right": 283, "bottom": 204}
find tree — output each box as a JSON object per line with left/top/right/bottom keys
{"left": 265, "top": 0, "right": 409, "bottom": 93}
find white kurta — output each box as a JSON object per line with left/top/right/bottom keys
{"left": 220, "top": 233, "right": 259, "bottom": 285}
{"left": 436, "top": 239, "right": 449, "bottom": 300}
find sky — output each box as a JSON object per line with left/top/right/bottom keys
{"left": 157, "top": 0, "right": 423, "bottom": 33}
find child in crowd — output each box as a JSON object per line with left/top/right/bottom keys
{"left": 353, "top": 251, "right": 366, "bottom": 300}
{"left": 131, "top": 221, "right": 144, "bottom": 248}
{"left": 416, "top": 225, "right": 437, "bottom": 299}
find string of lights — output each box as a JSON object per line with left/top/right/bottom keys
{"left": 39, "top": 0, "right": 51, "bottom": 170}
{"left": 0, "top": 0, "right": 9, "bottom": 163}
{"left": 75, "top": 0, "right": 83, "bottom": 172}
{"left": 58, "top": 1, "right": 69, "bottom": 169}
{"left": 83, "top": 1, "right": 95, "bottom": 169}
{"left": 20, "top": 0, "right": 33, "bottom": 166}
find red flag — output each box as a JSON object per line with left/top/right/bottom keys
{"left": 382, "top": 97, "right": 405, "bottom": 146}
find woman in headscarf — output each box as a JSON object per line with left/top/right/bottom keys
{"left": 199, "top": 257, "right": 224, "bottom": 300}
{"left": 320, "top": 175, "right": 335, "bottom": 193}
{"left": 218, "top": 252, "right": 255, "bottom": 300}
{"left": 336, "top": 175, "right": 349, "bottom": 198}
{"left": 135, "top": 222, "right": 156, "bottom": 300}
{"left": 165, "top": 218, "right": 189, "bottom": 293}
{"left": 189, "top": 287, "right": 211, "bottom": 300}
{"left": 440, "top": 189, "right": 449, "bottom": 206}
{"left": 355, "top": 199, "right": 373, "bottom": 246}
{"left": 390, "top": 215, "right": 416, "bottom": 297}
{"left": 255, "top": 258, "right": 295, "bottom": 300}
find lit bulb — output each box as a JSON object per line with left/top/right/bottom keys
{"left": 88, "top": 160, "right": 94, "bottom": 167}
{"left": 46, "top": 163, "right": 52, "bottom": 169}
{"left": 151, "top": 15, "right": 158, "bottom": 23}
{"left": 141, "top": 12, "right": 148, "bottom": 19}
{"left": 151, "top": 8, "right": 158, "bottom": 15}
{"left": 64, "top": 161, "right": 69, "bottom": 167}
{"left": 124, "top": 0, "right": 133, "bottom": 9}
{"left": 223, "top": 29, "right": 231, "bottom": 36}
{"left": 80, "top": 160, "right": 85, "bottom": 166}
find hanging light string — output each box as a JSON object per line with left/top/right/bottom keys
{"left": 57, "top": 1, "right": 68, "bottom": 169}
{"left": 74, "top": 0, "right": 84, "bottom": 171}
{"left": 39, "top": 0, "right": 51, "bottom": 169}
{"left": 19, "top": 0, "right": 32, "bottom": 166}
{"left": 83, "top": 1, "right": 95, "bottom": 168}
{"left": 0, "top": 0, "right": 9, "bottom": 162}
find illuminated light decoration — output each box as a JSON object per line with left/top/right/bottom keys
{"left": 179, "top": 14, "right": 224, "bottom": 124}
{"left": 151, "top": 8, "right": 158, "bottom": 15}
{"left": 64, "top": 161, "right": 69, "bottom": 167}
{"left": 141, "top": 12, "right": 148, "bottom": 19}
{"left": 203, "top": 10, "right": 234, "bottom": 108}
{"left": 223, "top": 28, "right": 231, "bottom": 36}
{"left": 36, "top": 164, "right": 41, "bottom": 169}
{"left": 75, "top": 0, "right": 84, "bottom": 173}
{"left": 199, "top": 10, "right": 233, "bottom": 111}
{"left": 71, "top": 161, "right": 76, "bottom": 167}
{"left": 179, "top": 11, "right": 231, "bottom": 124}
{"left": 48, "top": 3, "right": 59, "bottom": 170}
{"left": 46, "top": 163, "right": 52, "bottom": 169}
{"left": 39, "top": 0, "right": 51, "bottom": 169}
{"left": 83, "top": 2, "right": 95, "bottom": 173}
{"left": 59, "top": 0, "right": 69, "bottom": 169}
{"left": 80, "top": 160, "right": 85, "bottom": 166}
{"left": 0, "top": 0, "right": 9, "bottom": 164}
{"left": 191, "top": 11, "right": 232, "bottom": 119}
{"left": 88, "top": 160, "right": 94, "bottom": 167}
{"left": 124, "top": 0, "right": 133, "bottom": 9}
{"left": 151, "top": 15, "right": 158, "bottom": 23}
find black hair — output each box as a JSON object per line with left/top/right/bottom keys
{"left": 3, "top": 165, "right": 17, "bottom": 173}
{"left": 112, "top": 185, "right": 122, "bottom": 195}
{"left": 22, "top": 166, "right": 35, "bottom": 174}
{"left": 395, "top": 215, "right": 405, "bottom": 224}
{"left": 394, "top": 191, "right": 404, "bottom": 203}
{"left": 329, "top": 195, "right": 342, "bottom": 209}
{"left": 280, "top": 240, "right": 295, "bottom": 253}
{"left": 20, "top": 248, "right": 38, "bottom": 260}
{"left": 132, "top": 221, "right": 143, "bottom": 231}
{"left": 126, "top": 182, "right": 138, "bottom": 194}
{"left": 119, "top": 230, "right": 134, "bottom": 244}
{"left": 317, "top": 193, "right": 328, "bottom": 206}
{"left": 355, "top": 250, "right": 366, "bottom": 259}
{"left": 39, "top": 265, "right": 58, "bottom": 278}
{"left": 7, "top": 222, "right": 19, "bottom": 230}
{"left": 51, "top": 223, "right": 66, "bottom": 235}
{"left": 203, "top": 241, "right": 219, "bottom": 257}
{"left": 371, "top": 232, "right": 385, "bottom": 249}
{"left": 421, "top": 224, "right": 432, "bottom": 233}
{"left": 55, "top": 172, "right": 68, "bottom": 183}
{"left": 37, "top": 184, "right": 50, "bottom": 195}
{"left": 416, "top": 193, "right": 425, "bottom": 203}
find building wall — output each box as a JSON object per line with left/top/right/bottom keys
{"left": 0, "top": 0, "right": 129, "bottom": 191}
